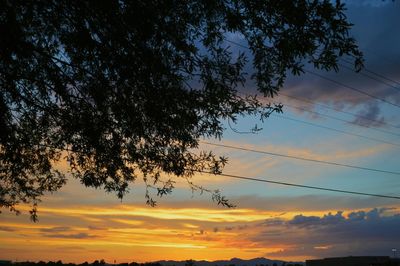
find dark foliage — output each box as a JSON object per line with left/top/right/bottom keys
{"left": 0, "top": 0, "right": 362, "bottom": 219}
{"left": 7, "top": 261, "right": 163, "bottom": 266}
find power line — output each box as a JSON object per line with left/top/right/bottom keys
{"left": 224, "top": 38, "right": 400, "bottom": 109}
{"left": 279, "top": 92, "right": 400, "bottom": 130}
{"left": 338, "top": 62, "right": 400, "bottom": 93}
{"left": 305, "top": 70, "right": 400, "bottom": 109}
{"left": 201, "top": 141, "right": 400, "bottom": 175}
{"left": 198, "top": 170, "right": 400, "bottom": 200}
{"left": 33, "top": 141, "right": 400, "bottom": 200}
{"left": 282, "top": 102, "right": 400, "bottom": 137}
{"left": 300, "top": 45, "right": 400, "bottom": 91}
{"left": 319, "top": 49, "right": 400, "bottom": 89}
{"left": 39, "top": 142, "right": 400, "bottom": 200}
{"left": 227, "top": 39, "right": 400, "bottom": 88}
{"left": 361, "top": 65, "right": 400, "bottom": 87}
{"left": 273, "top": 114, "right": 400, "bottom": 148}
{"left": 348, "top": 48, "right": 400, "bottom": 85}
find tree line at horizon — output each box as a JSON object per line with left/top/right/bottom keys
{"left": 1, "top": 259, "right": 303, "bottom": 266}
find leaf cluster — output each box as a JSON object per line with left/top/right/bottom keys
{"left": 0, "top": 0, "right": 362, "bottom": 218}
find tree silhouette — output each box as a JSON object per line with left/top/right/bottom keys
{"left": 185, "top": 260, "right": 195, "bottom": 266}
{"left": 0, "top": 0, "right": 362, "bottom": 220}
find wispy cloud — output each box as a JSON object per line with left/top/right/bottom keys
{"left": 43, "top": 232, "right": 96, "bottom": 239}
{"left": 40, "top": 226, "right": 71, "bottom": 233}
{"left": 0, "top": 226, "right": 16, "bottom": 232}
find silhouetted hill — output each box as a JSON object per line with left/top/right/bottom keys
{"left": 0, "top": 257, "right": 304, "bottom": 266}
{"left": 157, "top": 257, "right": 304, "bottom": 266}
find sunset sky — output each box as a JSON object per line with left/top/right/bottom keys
{"left": 1, "top": 1, "right": 400, "bottom": 263}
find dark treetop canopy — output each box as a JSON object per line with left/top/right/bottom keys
{"left": 0, "top": 0, "right": 362, "bottom": 220}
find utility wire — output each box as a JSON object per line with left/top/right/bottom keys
{"left": 224, "top": 38, "right": 400, "bottom": 109}
{"left": 342, "top": 53, "right": 400, "bottom": 86}
{"left": 338, "top": 62, "right": 400, "bottom": 93}
{"left": 316, "top": 48, "right": 400, "bottom": 89}
{"left": 38, "top": 141, "right": 400, "bottom": 200}
{"left": 305, "top": 46, "right": 400, "bottom": 91}
{"left": 201, "top": 141, "right": 400, "bottom": 175}
{"left": 279, "top": 92, "right": 400, "bottom": 130}
{"left": 197, "top": 170, "right": 400, "bottom": 200}
{"left": 282, "top": 102, "right": 400, "bottom": 137}
{"left": 33, "top": 141, "right": 400, "bottom": 200}
{"left": 305, "top": 70, "right": 400, "bottom": 109}
{"left": 273, "top": 114, "right": 400, "bottom": 147}
{"left": 227, "top": 39, "right": 400, "bottom": 88}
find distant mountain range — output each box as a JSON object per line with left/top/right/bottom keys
{"left": 156, "top": 257, "right": 304, "bottom": 266}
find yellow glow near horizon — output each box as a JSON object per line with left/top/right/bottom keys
{"left": 3, "top": 202, "right": 398, "bottom": 263}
